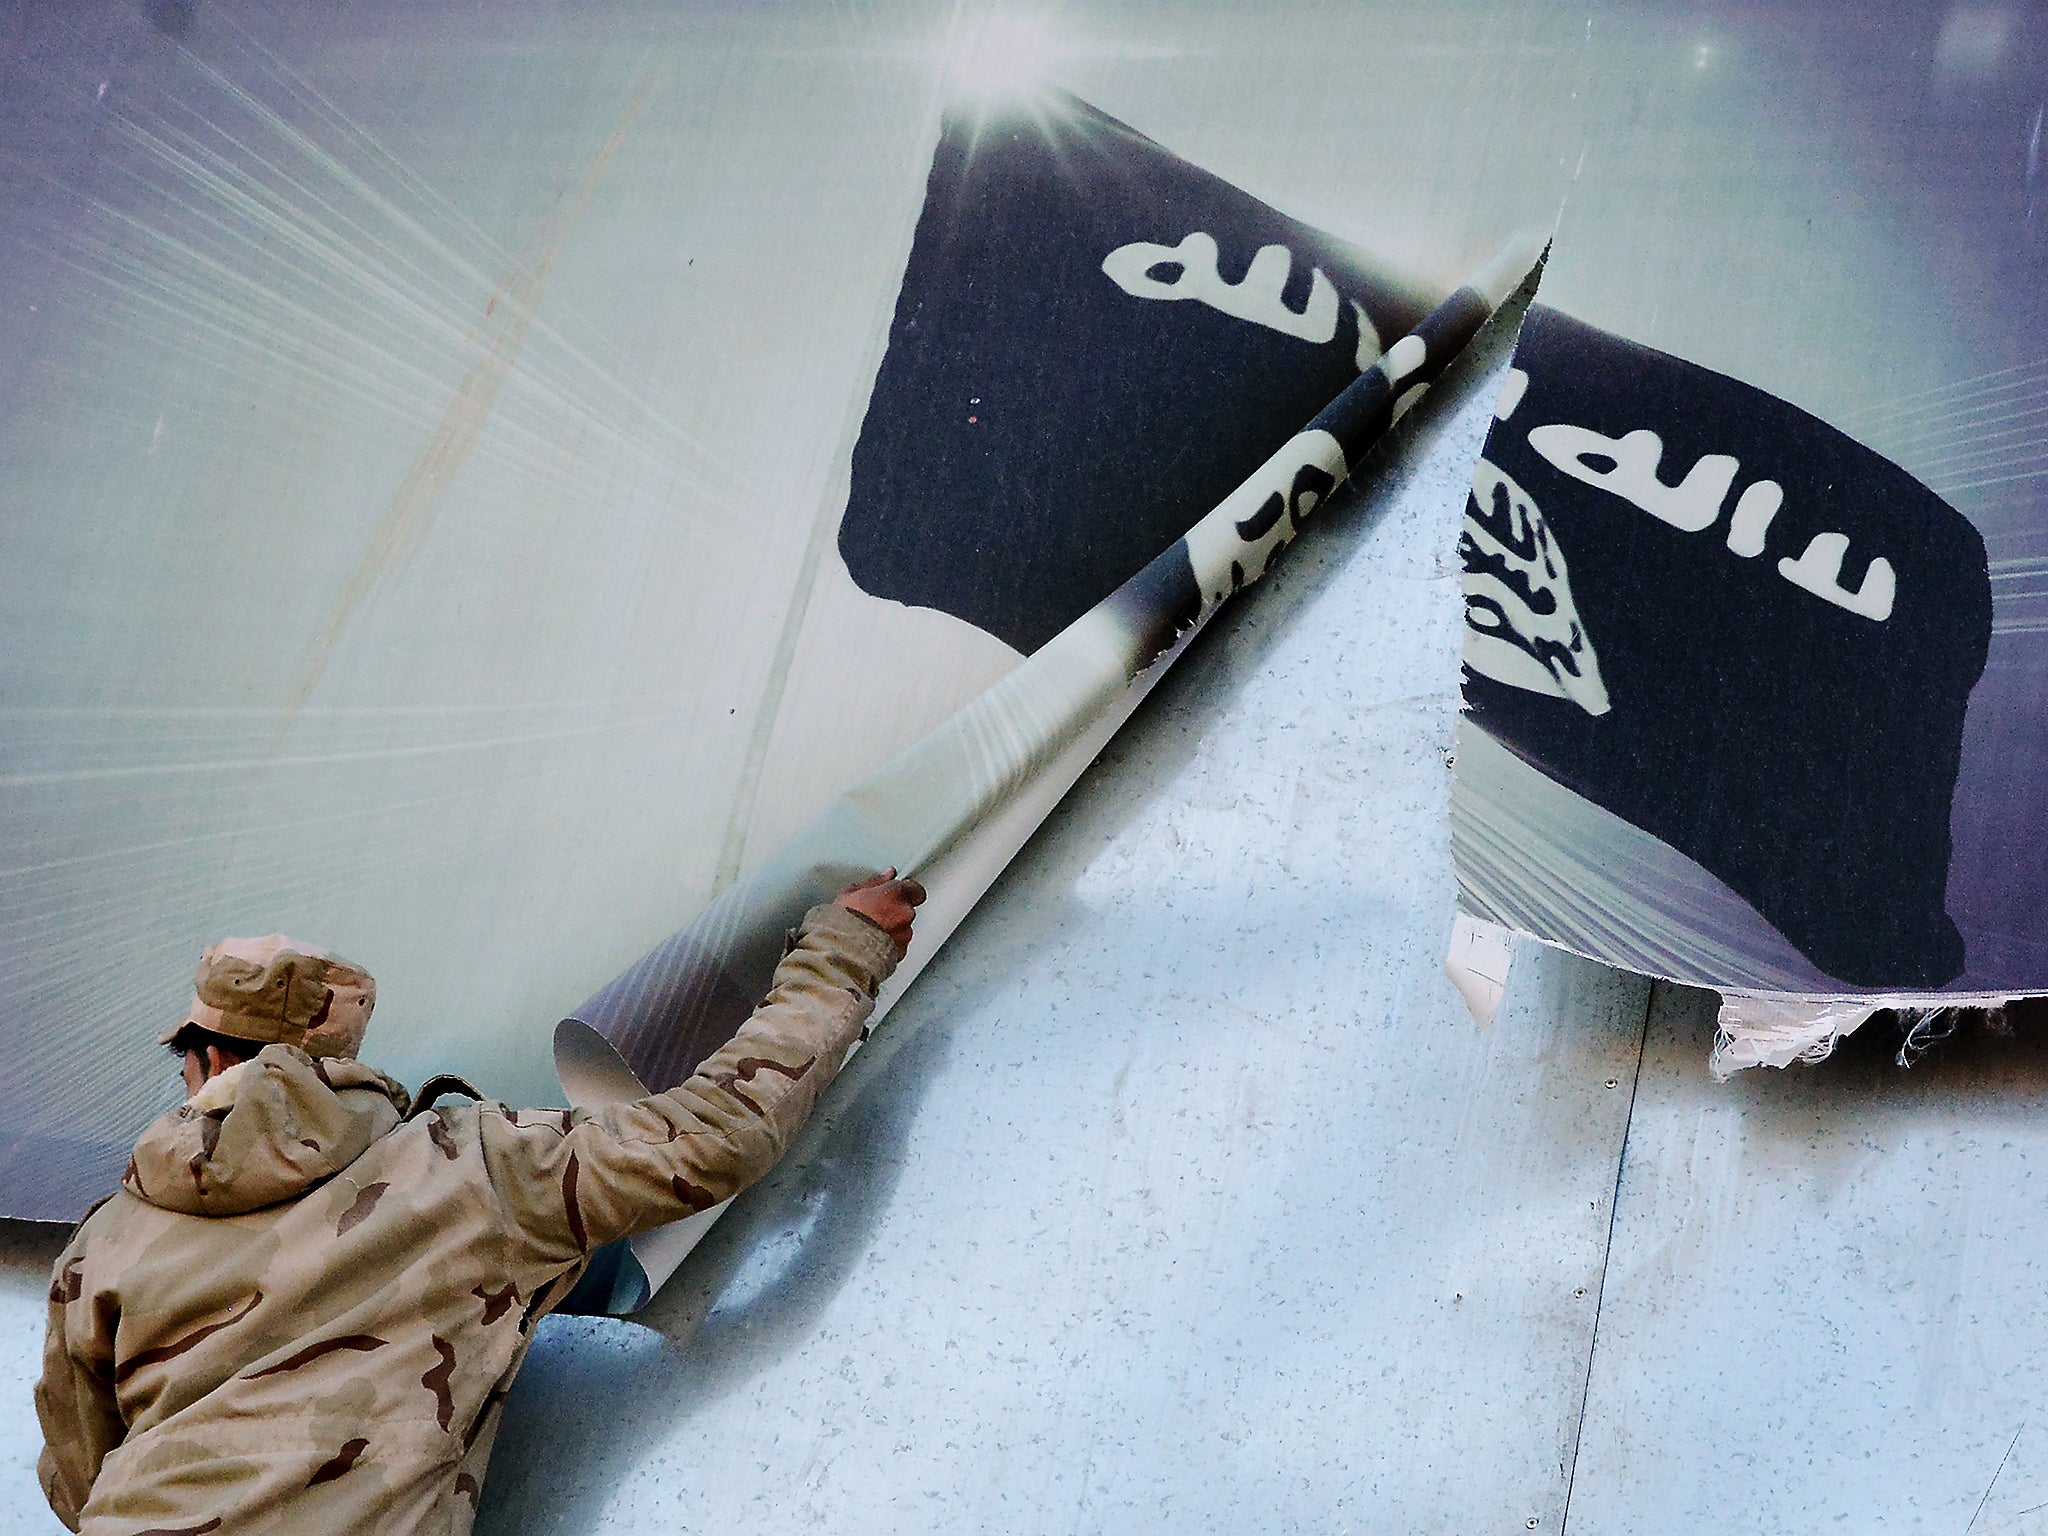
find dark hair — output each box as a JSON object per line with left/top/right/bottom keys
{"left": 164, "top": 1022, "right": 262, "bottom": 1064}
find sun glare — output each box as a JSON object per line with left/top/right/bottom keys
{"left": 946, "top": 12, "right": 1061, "bottom": 100}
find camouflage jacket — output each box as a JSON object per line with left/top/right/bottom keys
{"left": 36, "top": 903, "right": 896, "bottom": 1535}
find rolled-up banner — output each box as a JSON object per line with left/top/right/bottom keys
{"left": 555, "top": 236, "right": 1545, "bottom": 1313}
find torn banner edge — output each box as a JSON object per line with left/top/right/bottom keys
{"left": 1441, "top": 912, "right": 2029, "bottom": 1078}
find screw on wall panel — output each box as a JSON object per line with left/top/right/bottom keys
{"left": 1528, "top": 1519, "right": 1540, "bottom": 1529}
{"left": 1605, "top": 1078, "right": 1619, "bottom": 1088}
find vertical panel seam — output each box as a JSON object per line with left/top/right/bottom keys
{"left": 1558, "top": 975, "right": 1656, "bottom": 1534}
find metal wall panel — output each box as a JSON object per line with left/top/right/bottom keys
{"left": 1567, "top": 983, "right": 2048, "bottom": 1532}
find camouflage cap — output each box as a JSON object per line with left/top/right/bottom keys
{"left": 158, "top": 934, "right": 376, "bottom": 1059}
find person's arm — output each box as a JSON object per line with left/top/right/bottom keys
{"left": 483, "top": 878, "right": 921, "bottom": 1262}
{"left": 35, "top": 1244, "right": 123, "bottom": 1532}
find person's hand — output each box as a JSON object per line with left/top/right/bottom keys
{"left": 834, "top": 868, "right": 926, "bottom": 960}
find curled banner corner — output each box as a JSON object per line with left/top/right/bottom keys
{"left": 1444, "top": 910, "right": 1518, "bottom": 1028}
{"left": 553, "top": 1017, "right": 648, "bottom": 1109}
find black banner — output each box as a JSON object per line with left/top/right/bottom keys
{"left": 1461, "top": 305, "right": 1992, "bottom": 987}
{"left": 840, "top": 90, "right": 1430, "bottom": 655}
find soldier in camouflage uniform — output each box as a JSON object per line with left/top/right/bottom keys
{"left": 36, "top": 872, "right": 924, "bottom": 1535}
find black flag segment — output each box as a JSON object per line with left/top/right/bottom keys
{"left": 1461, "top": 305, "right": 1992, "bottom": 988}
{"left": 839, "top": 91, "right": 1431, "bottom": 656}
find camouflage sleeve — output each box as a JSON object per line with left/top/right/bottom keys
{"left": 35, "top": 1236, "right": 122, "bottom": 1532}
{"left": 481, "top": 902, "right": 899, "bottom": 1262}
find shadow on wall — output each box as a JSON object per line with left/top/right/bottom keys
{"left": 474, "top": 651, "right": 1276, "bottom": 1529}
{"left": 473, "top": 883, "right": 1005, "bottom": 1535}
{"left": 0, "top": 1219, "right": 67, "bottom": 1279}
